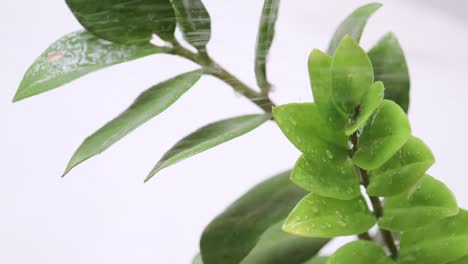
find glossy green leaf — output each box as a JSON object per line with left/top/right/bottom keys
{"left": 193, "top": 254, "right": 203, "bottom": 264}
{"left": 448, "top": 255, "right": 468, "bottom": 264}
{"left": 400, "top": 209, "right": 468, "bottom": 264}
{"left": 353, "top": 100, "right": 411, "bottom": 170}
{"left": 368, "top": 32, "right": 410, "bottom": 113}
{"left": 367, "top": 136, "right": 435, "bottom": 197}
{"left": 345, "top": 81, "right": 384, "bottom": 136}
{"left": 14, "top": 31, "right": 162, "bottom": 102}
{"left": 291, "top": 152, "right": 360, "bottom": 200}
{"left": 63, "top": 70, "right": 202, "bottom": 176}
{"left": 379, "top": 175, "right": 458, "bottom": 231}
{"left": 331, "top": 36, "right": 374, "bottom": 114}
{"left": 303, "top": 256, "right": 328, "bottom": 264}
{"left": 255, "top": 0, "right": 280, "bottom": 93}
{"left": 200, "top": 171, "right": 324, "bottom": 264}
{"left": 327, "top": 3, "right": 382, "bottom": 55}
{"left": 65, "top": 0, "right": 176, "bottom": 44}
{"left": 145, "top": 114, "right": 271, "bottom": 181}
{"left": 308, "top": 49, "right": 347, "bottom": 130}
{"left": 283, "top": 193, "right": 376, "bottom": 238}
{"left": 172, "top": 0, "right": 211, "bottom": 50}
{"left": 240, "top": 221, "right": 329, "bottom": 264}
{"left": 328, "top": 241, "right": 394, "bottom": 264}
{"left": 272, "top": 103, "right": 348, "bottom": 153}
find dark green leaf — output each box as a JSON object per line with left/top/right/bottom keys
{"left": 328, "top": 241, "right": 394, "bottom": 264}
{"left": 172, "top": 0, "right": 211, "bottom": 50}
{"left": 272, "top": 103, "right": 348, "bottom": 153}
{"left": 331, "top": 36, "right": 374, "bottom": 114}
{"left": 255, "top": 0, "right": 280, "bottom": 93}
{"left": 65, "top": 0, "right": 176, "bottom": 44}
{"left": 308, "top": 49, "right": 347, "bottom": 130}
{"left": 283, "top": 193, "right": 376, "bottom": 238}
{"left": 353, "top": 100, "right": 411, "bottom": 170}
{"left": 200, "top": 171, "right": 326, "bottom": 264}
{"left": 63, "top": 70, "right": 202, "bottom": 176}
{"left": 367, "top": 136, "right": 435, "bottom": 197}
{"left": 379, "top": 175, "right": 458, "bottom": 231}
{"left": 327, "top": 3, "right": 382, "bottom": 55}
{"left": 145, "top": 114, "right": 271, "bottom": 181}
{"left": 303, "top": 256, "right": 329, "bottom": 264}
{"left": 368, "top": 32, "right": 410, "bottom": 112}
{"left": 345, "top": 81, "right": 384, "bottom": 136}
{"left": 291, "top": 152, "right": 360, "bottom": 200}
{"left": 240, "top": 221, "right": 329, "bottom": 264}
{"left": 14, "top": 31, "right": 162, "bottom": 102}
{"left": 400, "top": 209, "right": 468, "bottom": 264}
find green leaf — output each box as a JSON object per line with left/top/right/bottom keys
{"left": 65, "top": 0, "right": 176, "bottom": 44}
{"left": 353, "top": 100, "right": 411, "bottom": 170}
{"left": 255, "top": 0, "right": 280, "bottom": 93}
{"left": 345, "top": 81, "right": 384, "bottom": 136}
{"left": 328, "top": 241, "right": 394, "bottom": 264}
{"left": 240, "top": 221, "right": 329, "bottom": 264}
{"left": 63, "top": 70, "right": 202, "bottom": 176}
{"left": 14, "top": 31, "right": 162, "bottom": 102}
{"left": 331, "top": 36, "right": 374, "bottom": 114}
{"left": 291, "top": 152, "right": 360, "bottom": 200}
{"left": 378, "top": 175, "right": 458, "bottom": 231}
{"left": 400, "top": 209, "right": 468, "bottom": 264}
{"left": 327, "top": 3, "right": 382, "bottom": 55}
{"left": 283, "top": 193, "right": 376, "bottom": 238}
{"left": 145, "top": 114, "right": 271, "bottom": 181}
{"left": 448, "top": 255, "right": 468, "bottom": 264}
{"left": 303, "top": 256, "right": 328, "bottom": 264}
{"left": 308, "top": 49, "right": 347, "bottom": 130}
{"left": 193, "top": 254, "right": 203, "bottom": 264}
{"left": 200, "top": 171, "right": 329, "bottom": 264}
{"left": 272, "top": 103, "right": 348, "bottom": 153}
{"left": 367, "top": 136, "right": 435, "bottom": 197}
{"left": 368, "top": 32, "right": 410, "bottom": 113}
{"left": 172, "top": 0, "right": 211, "bottom": 50}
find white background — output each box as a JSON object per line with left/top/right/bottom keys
{"left": 1, "top": 0, "right": 468, "bottom": 263}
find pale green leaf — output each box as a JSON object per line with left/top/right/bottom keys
{"left": 448, "top": 255, "right": 468, "bottom": 264}
{"left": 192, "top": 254, "right": 203, "bottom": 264}
{"left": 145, "top": 114, "right": 271, "bottom": 181}
{"left": 283, "top": 193, "right": 376, "bottom": 238}
{"left": 328, "top": 241, "right": 394, "bottom": 264}
{"left": 63, "top": 70, "right": 202, "bottom": 176}
{"left": 14, "top": 31, "right": 162, "bottom": 102}
{"left": 172, "top": 0, "right": 211, "bottom": 50}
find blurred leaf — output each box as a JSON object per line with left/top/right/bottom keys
{"left": 353, "top": 100, "right": 411, "bottom": 170}
{"left": 193, "top": 253, "right": 203, "bottom": 264}
{"left": 368, "top": 32, "right": 410, "bottom": 113}
{"left": 345, "top": 81, "right": 384, "bottom": 136}
{"left": 272, "top": 103, "right": 348, "bottom": 153}
{"left": 65, "top": 0, "right": 176, "bottom": 43}
{"left": 308, "top": 49, "right": 347, "bottom": 130}
{"left": 63, "top": 70, "right": 202, "bottom": 176}
{"left": 200, "top": 171, "right": 329, "bottom": 264}
{"left": 328, "top": 241, "right": 394, "bottom": 264}
{"left": 255, "top": 0, "right": 280, "bottom": 93}
{"left": 327, "top": 3, "right": 382, "bottom": 55}
{"left": 291, "top": 152, "right": 360, "bottom": 200}
{"left": 303, "top": 256, "right": 329, "bottom": 264}
{"left": 14, "top": 31, "right": 162, "bottom": 102}
{"left": 448, "top": 255, "right": 468, "bottom": 264}
{"left": 331, "top": 36, "right": 374, "bottom": 114}
{"left": 172, "top": 0, "right": 211, "bottom": 50}
{"left": 283, "top": 193, "right": 376, "bottom": 238}
{"left": 240, "top": 221, "right": 329, "bottom": 264}
{"left": 145, "top": 114, "right": 271, "bottom": 181}
{"left": 379, "top": 175, "right": 458, "bottom": 231}
{"left": 400, "top": 209, "right": 468, "bottom": 264}
{"left": 367, "top": 136, "right": 434, "bottom": 197}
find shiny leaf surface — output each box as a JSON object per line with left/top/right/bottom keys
{"left": 172, "top": 0, "right": 211, "bottom": 50}
{"left": 63, "top": 70, "right": 202, "bottom": 176}
{"left": 145, "top": 114, "right": 271, "bottom": 181}
{"left": 353, "top": 100, "right": 411, "bottom": 170}
{"left": 283, "top": 193, "right": 376, "bottom": 238}
{"left": 14, "top": 31, "right": 162, "bottom": 102}
{"left": 328, "top": 241, "right": 394, "bottom": 264}
{"left": 65, "top": 0, "right": 176, "bottom": 43}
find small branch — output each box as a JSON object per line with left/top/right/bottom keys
{"left": 167, "top": 40, "right": 275, "bottom": 113}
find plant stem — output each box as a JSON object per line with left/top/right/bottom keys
{"left": 350, "top": 108, "right": 398, "bottom": 259}
{"left": 167, "top": 41, "right": 275, "bottom": 113}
